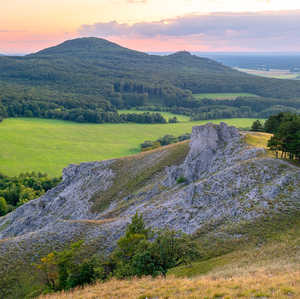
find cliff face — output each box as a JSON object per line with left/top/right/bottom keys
{"left": 0, "top": 123, "right": 300, "bottom": 262}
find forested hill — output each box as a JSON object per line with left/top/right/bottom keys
{"left": 1, "top": 37, "right": 300, "bottom": 123}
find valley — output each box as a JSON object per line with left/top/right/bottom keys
{"left": 0, "top": 117, "right": 261, "bottom": 177}
{"left": 236, "top": 68, "right": 300, "bottom": 80}
{"left": 0, "top": 36, "right": 299, "bottom": 299}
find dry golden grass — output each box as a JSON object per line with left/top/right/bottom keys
{"left": 40, "top": 208, "right": 300, "bottom": 299}
{"left": 244, "top": 132, "right": 273, "bottom": 150}
{"left": 244, "top": 131, "right": 277, "bottom": 159}
{"left": 40, "top": 268, "right": 300, "bottom": 299}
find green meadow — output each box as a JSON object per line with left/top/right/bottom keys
{"left": 194, "top": 92, "right": 258, "bottom": 100}
{"left": 0, "top": 117, "right": 262, "bottom": 177}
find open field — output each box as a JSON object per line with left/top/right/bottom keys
{"left": 237, "top": 68, "right": 300, "bottom": 80}
{"left": 118, "top": 109, "right": 190, "bottom": 122}
{"left": 244, "top": 131, "right": 273, "bottom": 150}
{"left": 193, "top": 92, "right": 258, "bottom": 100}
{"left": 0, "top": 118, "right": 262, "bottom": 177}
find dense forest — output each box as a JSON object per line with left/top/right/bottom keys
{"left": 0, "top": 172, "right": 60, "bottom": 216}
{"left": 1, "top": 38, "right": 300, "bottom": 124}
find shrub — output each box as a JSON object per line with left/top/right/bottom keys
{"left": 176, "top": 176, "right": 187, "bottom": 184}
{"left": 0, "top": 197, "right": 8, "bottom": 216}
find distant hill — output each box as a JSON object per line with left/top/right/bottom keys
{"left": 1, "top": 37, "right": 300, "bottom": 123}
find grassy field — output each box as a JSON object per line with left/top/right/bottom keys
{"left": 0, "top": 118, "right": 262, "bottom": 177}
{"left": 237, "top": 68, "right": 300, "bottom": 80}
{"left": 118, "top": 110, "right": 190, "bottom": 122}
{"left": 193, "top": 92, "right": 258, "bottom": 100}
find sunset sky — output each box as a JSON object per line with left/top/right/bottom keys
{"left": 1, "top": 0, "right": 300, "bottom": 54}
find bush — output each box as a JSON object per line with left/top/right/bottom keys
{"left": 37, "top": 213, "right": 200, "bottom": 293}
{"left": 140, "top": 133, "right": 190, "bottom": 152}
{"left": 177, "top": 176, "right": 187, "bottom": 184}
{"left": 36, "top": 241, "right": 97, "bottom": 291}
{"left": 111, "top": 213, "right": 199, "bottom": 278}
{"left": 168, "top": 117, "right": 178, "bottom": 123}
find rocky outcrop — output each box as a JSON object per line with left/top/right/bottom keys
{"left": 0, "top": 122, "right": 300, "bottom": 263}
{"left": 164, "top": 122, "right": 264, "bottom": 186}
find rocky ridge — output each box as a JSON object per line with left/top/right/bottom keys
{"left": 0, "top": 122, "right": 300, "bottom": 263}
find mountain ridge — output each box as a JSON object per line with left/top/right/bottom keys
{"left": 1, "top": 37, "right": 300, "bottom": 126}
{"left": 1, "top": 37, "right": 300, "bottom": 99}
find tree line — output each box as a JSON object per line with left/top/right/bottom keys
{"left": 2, "top": 89, "right": 300, "bottom": 125}
{"left": 251, "top": 112, "right": 300, "bottom": 161}
{"left": 0, "top": 97, "right": 171, "bottom": 124}
{"left": 141, "top": 133, "right": 190, "bottom": 152}
{"left": 190, "top": 97, "right": 300, "bottom": 121}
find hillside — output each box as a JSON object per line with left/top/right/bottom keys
{"left": 0, "top": 122, "right": 299, "bottom": 297}
{"left": 1, "top": 38, "right": 300, "bottom": 124}
{"left": 42, "top": 213, "right": 300, "bottom": 298}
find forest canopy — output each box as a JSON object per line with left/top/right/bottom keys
{"left": 1, "top": 38, "right": 300, "bottom": 124}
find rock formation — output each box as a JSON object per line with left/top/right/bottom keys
{"left": 0, "top": 122, "right": 300, "bottom": 263}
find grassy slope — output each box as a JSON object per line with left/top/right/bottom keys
{"left": 0, "top": 117, "right": 262, "bottom": 177}
{"left": 193, "top": 92, "right": 258, "bottom": 100}
{"left": 39, "top": 130, "right": 300, "bottom": 299}
{"left": 40, "top": 270, "right": 300, "bottom": 299}
{"left": 41, "top": 215, "right": 300, "bottom": 298}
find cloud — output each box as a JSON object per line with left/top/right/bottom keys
{"left": 78, "top": 10, "right": 300, "bottom": 51}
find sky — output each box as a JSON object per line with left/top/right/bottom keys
{"left": 1, "top": 0, "right": 300, "bottom": 54}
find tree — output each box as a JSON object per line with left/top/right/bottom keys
{"left": 0, "top": 172, "right": 60, "bottom": 215}
{"left": 251, "top": 120, "right": 264, "bottom": 132}
{"left": 267, "top": 113, "right": 300, "bottom": 161}
{"left": 168, "top": 117, "right": 178, "bottom": 123}
{"left": 158, "top": 135, "right": 178, "bottom": 146}
{"left": 112, "top": 213, "right": 150, "bottom": 278}
{"left": 36, "top": 241, "right": 97, "bottom": 291}
{"left": 112, "top": 213, "right": 199, "bottom": 278}
{"left": 150, "top": 229, "right": 200, "bottom": 277}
